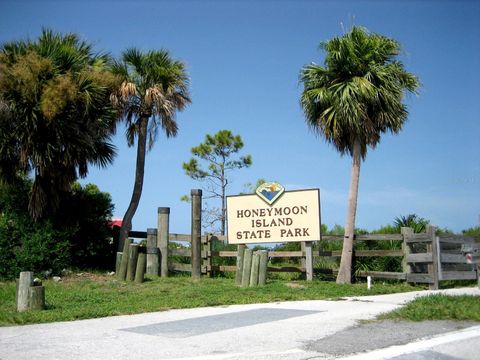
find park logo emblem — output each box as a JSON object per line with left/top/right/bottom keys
{"left": 255, "top": 182, "right": 285, "bottom": 205}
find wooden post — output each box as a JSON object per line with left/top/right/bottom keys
{"left": 235, "top": 244, "right": 246, "bottom": 286}
{"left": 117, "top": 238, "right": 131, "bottom": 280}
{"left": 304, "top": 241, "right": 313, "bottom": 281}
{"left": 126, "top": 243, "right": 139, "bottom": 282}
{"left": 241, "top": 248, "right": 253, "bottom": 287}
{"left": 146, "top": 228, "right": 160, "bottom": 276}
{"left": 135, "top": 252, "right": 146, "bottom": 283}
{"left": 258, "top": 250, "right": 268, "bottom": 286}
{"left": 28, "top": 286, "right": 45, "bottom": 310}
{"left": 427, "top": 225, "right": 439, "bottom": 290}
{"left": 115, "top": 252, "right": 122, "bottom": 274}
{"left": 203, "top": 235, "right": 213, "bottom": 277}
{"left": 17, "top": 271, "right": 33, "bottom": 312}
{"left": 191, "top": 189, "right": 202, "bottom": 279}
{"left": 250, "top": 253, "right": 260, "bottom": 286}
{"left": 401, "top": 227, "right": 414, "bottom": 276}
{"left": 157, "top": 208, "right": 170, "bottom": 278}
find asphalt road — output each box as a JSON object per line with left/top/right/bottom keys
{"left": 0, "top": 287, "right": 479, "bottom": 360}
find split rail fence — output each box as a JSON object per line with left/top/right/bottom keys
{"left": 124, "top": 204, "right": 478, "bottom": 290}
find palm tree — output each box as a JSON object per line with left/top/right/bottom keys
{"left": 300, "top": 26, "right": 419, "bottom": 284}
{"left": 0, "top": 29, "right": 118, "bottom": 219}
{"left": 111, "top": 48, "right": 191, "bottom": 252}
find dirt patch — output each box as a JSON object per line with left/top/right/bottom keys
{"left": 286, "top": 282, "right": 307, "bottom": 289}
{"left": 303, "top": 320, "right": 479, "bottom": 357}
{"left": 60, "top": 272, "right": 114, "bottom": 284}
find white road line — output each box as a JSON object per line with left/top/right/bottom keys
{"left": 337, "top": 325, "right": 480, "bottom": 360}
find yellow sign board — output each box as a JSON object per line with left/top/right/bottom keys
{"left": 226, "top": 188, "right": 321, "bottom": 244}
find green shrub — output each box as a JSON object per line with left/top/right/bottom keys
{"left": 0, "top": 178, "right": 114, "bottom": 279}
{"left": 59, "top": 183, "right": 115, "bottom": 270}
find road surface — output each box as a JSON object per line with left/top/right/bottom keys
{"left": 0, "top": 287, "right": 479, "bottom": 360}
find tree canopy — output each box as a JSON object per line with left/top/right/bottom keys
{"left": 0, "top": 29, "right": 119, "bottom": 219}
{"left": 183, "top": 130, "right": 252, "bottom": 234}
{"left": 300, "top": 26, "right": 419, "bottom": 159}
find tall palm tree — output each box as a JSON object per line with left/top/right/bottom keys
{"left": 111, "top": 48, "right": 191, "bottom": 252}
{"left": 0, "top": 29, "right": 118, "bottom": 219}
{"left": 300, "top": 26, "right": 419, "bottom": 284}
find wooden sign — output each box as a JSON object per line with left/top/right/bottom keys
{"left": 226, "top": 185, "right": 321, "bottom": 244}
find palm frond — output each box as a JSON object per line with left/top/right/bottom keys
{"left": 299, "top": 26, "right": 419, "bottom": 158}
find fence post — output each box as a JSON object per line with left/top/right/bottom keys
{"left": 146, "top": 228, "right": 160, "bottom": 276}
{"left": 17, "top": 271, "right": 33, "bottom": 312}
{"left": 203, "top": 235, "right": 213, "bottom": 277}
{"left": 401, "top": 227, "right": 414, "bottom": 278}
{"left": 191, "top": 189, "right": 202, "bottom": 279}
{"left": 126, "top": 243, "right": 139, "bottom": 282}
{"left": 117, "top": 238, "right": 131, "bottom": 281}
{"left": 258, "top": 250, "right": 268, "bottom": 286}
{"left": 250, "top": 253, "right": 260, "bottom": 286}
{"left": 135, "top": 252, "right": 146, "bottom": 283}
{"left": 426, "top": 225, "right": 439, "bottom": 290}
{"left": 304, "top": 241, "right": 313, "bottom": 281}
{"left": 28, "top": 285, "right": 45, "bottom": 311}
{"left": 235, "top": 244, "right": 246, "bottom": 286}
{"left": 241, "top": 248, "right": 253, "bottom": 287}
{"left": 157, "top": 207, "right": 170, "bottom": 278}
{"left": 115, "top": 252, "right": 122, "bottom": 274}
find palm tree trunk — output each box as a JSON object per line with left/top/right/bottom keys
{"left": 336, "top": 139, "right": 362, "bottom": 284}
{"left": 118, "top": 116, "right": 148, "bottom": 252}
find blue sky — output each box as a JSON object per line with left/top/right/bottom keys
{"left": 1, "top": 0, "right": 479, "bottom": 234}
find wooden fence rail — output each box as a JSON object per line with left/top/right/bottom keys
{"left": 121, "top": 193, "right": 477, "bottom": 287}
{"left": 126, "top": 226, "right": 477, "bottom": 289}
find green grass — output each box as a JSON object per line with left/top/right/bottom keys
{"left": 0, "top": 274, "right": 418, "bottom": 326}
{"left": 378, "top": 294, "right": 480, "bottom": 321}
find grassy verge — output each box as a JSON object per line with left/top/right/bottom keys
{"left": 378, "top": 294, "right": 480, "bottom": 321}
{"left": 0, "top": 273, "right": 418, "bottom": 326}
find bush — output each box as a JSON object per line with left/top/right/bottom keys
{"left": 59, "top": 183, "right": 115, "bottom": 270}
{"left": 0, "top": 178, "right": 115, "bottom": 279}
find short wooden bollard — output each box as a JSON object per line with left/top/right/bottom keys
{"left": 115, "top": 252, "right": 122, "bottom": 274}
{"left": 126, "top": 243, "right": 139, "bottom": 282}
{"left": 241, "top": 249, "right": 253, "bottom": 287}
{"left": 17, "top": 271, "right": 33, "bottom": 312}
{"left": 16, "top": 272, "right": 45, "bottom": 311}
{"left": 135, "top": 252, "right": 146, "bottom": 283}
{"left": 249, "top": 254, "right": 260, "bottom": 287}
{"left": 235, "top": 244, "right": 246, "bottom": 286}
{"left": 258, "top": 251, "right": 268, "bottom": 286}
{"left": 146, "top": 228, "right": 160, "bottom": 276}
{"left": 117, "top": 239, "right": 132, "bottom": 280}
{"left": 28, "top": 285, "right": 45, "bottom": 311}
